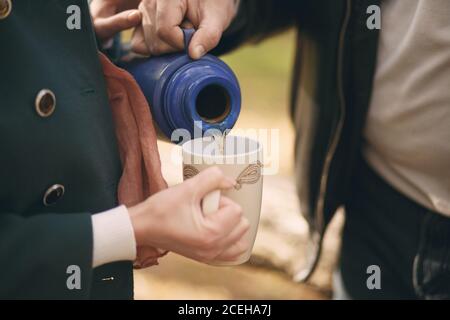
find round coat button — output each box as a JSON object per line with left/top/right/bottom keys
{"left": 43, "top": 184, "right": 65, "bottom": 206}
{"left": 35, "top": 89, "right": 56, "bottom": 118}
{"left": 0, "top": 0, "right": 12, "bottom": 20}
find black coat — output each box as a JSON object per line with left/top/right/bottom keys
{"left": 0, "top": 0, "right": 132, "bottom": 299}
{"left": 214, "top": 0, "right": 381, "bottom": 281}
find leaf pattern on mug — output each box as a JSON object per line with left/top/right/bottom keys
{"left": 183, "top": 164, "right": 200, "bottom": 180}
{"left": 183, "top": 161, "right": 263, "bottom": 190}
{"left": 235, "top": 161, "right": 263, "bottom": 190}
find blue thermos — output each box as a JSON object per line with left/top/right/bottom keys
{"left": 122, "top": 29, "right": 241, "bottom": 142}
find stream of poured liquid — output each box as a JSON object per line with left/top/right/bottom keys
{"left": 212, "top": 132, "right": 227, "bottom": 156}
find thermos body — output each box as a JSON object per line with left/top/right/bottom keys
{"left": 122, "top": 29, "right": 241, "bottom": 142}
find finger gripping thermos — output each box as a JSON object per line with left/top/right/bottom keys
{"left": 122, "top": 29, "right": 241, "bottom": 142}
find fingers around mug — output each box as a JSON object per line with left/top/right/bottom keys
{"left": 205, "top": 200, "right": 243, "bottom": 236}
{"left": 215, "top": 220, "right": 251, "bottom": 262}
{"left": 217, "top": 216, "right": 250, "bottom": 254}
{"left": 215, "top": 237, "right": 250, "bottom": 262}
{"left": 218, "top": 195, "right": 235, "bottom": 208}
{"left": 155, "top": 0, "right": 186, "bottom": 50}
{"left": 202, "top": 190, "right": 221, "bottom": 216}
{"left": 193, "top": 167, "right": 235, "bottom": 200}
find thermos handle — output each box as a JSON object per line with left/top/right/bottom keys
{"left": 182, "top": 28, "right": 196, "bottom": 55}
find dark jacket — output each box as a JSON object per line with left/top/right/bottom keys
{"left": 0, "top": 0, "right": 132, "bottom": 299}
{"left": 215, "top": 0, "right": 381, "bottom": 281}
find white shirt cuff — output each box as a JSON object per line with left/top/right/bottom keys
{"left": 91, "top": 205, "right": 137, "bottom": 268}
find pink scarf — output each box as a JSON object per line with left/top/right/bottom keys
{"left": 98, "top": 53, "right": 167, "bottom": 205}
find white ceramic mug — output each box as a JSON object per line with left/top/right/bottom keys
{"left": 182, "top": 135, "right": 264, "bottom": 265}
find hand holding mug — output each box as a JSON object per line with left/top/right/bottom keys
{"left": 128, "top": 167, "right": 251, "bottom": 264}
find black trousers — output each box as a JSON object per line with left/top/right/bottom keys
{"left": 340, "top": 156, "right": 450, "bottom": 299}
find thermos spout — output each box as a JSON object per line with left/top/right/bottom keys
{"left": 195, "top": 84, "right": 231, "bottom": 124}
{"left": 122, "top": 29, "right": 241, "bottom": 141}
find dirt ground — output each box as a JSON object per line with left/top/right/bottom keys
{"left": 134, "top": 254, "right": 328, "bottom": 300}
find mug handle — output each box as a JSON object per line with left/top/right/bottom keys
{"left": 201, "top": 190, "right": 221, "bottom": 216}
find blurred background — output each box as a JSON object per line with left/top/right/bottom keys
{"left": 133, "top": 30, "right": 344, "bottom": 300}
